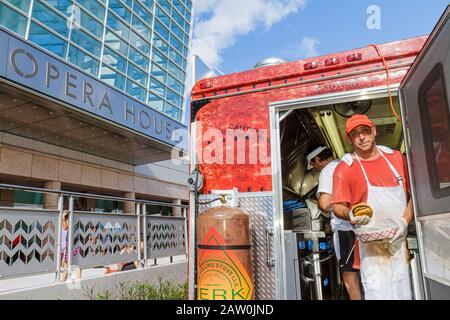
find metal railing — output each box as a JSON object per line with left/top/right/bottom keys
{"left": 0, "top": 183, "right": 188, "bottom": 282}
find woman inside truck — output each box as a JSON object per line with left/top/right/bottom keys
{"left": 307, "top": 144, "right": 362, "bottom": 300}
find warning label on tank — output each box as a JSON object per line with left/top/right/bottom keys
{"left": 197, "top": 227, "right": 253, "bottom": 300}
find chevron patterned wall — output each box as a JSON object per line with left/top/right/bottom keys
{"left": 71, "top": 212, "right": 139, "bottom": 268}
{"left": 0, "top": 209, "right": 58, "bottom": 278}
{"left": 147, "top": 217, "right": 186, "bottom": 259}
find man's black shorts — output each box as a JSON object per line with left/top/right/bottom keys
{"left": 337, "top": 230, "right": 358, "bottom": 272}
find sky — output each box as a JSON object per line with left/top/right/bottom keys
{"left": 192, "top": 0, "right": 450, "bottom": 75}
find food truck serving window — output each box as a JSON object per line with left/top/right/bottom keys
{"left": 419, "top": 63, "right": 450, "bottom": 198}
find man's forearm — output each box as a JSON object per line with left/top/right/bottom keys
{"left": 318, "top": 193, "right": 332, "bottom": 214}
{"left": 403, "top": 199, "right": 414, "bottom": 224}
{"left": 332, "top": 203, "right": 351, "bottom": 220}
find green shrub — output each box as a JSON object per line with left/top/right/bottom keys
{"left": 87, "top": 276, "right": 188, "bottom": 300}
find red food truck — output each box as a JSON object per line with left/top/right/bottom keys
{"left": 187, "top": 6, "right": 450, "bottom": 300}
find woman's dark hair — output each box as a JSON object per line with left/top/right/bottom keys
{"left": 317, "top": 148, "right": 333, "bottom": 161}
{"left": 306, "top": 145, "right": 334, "bottom": 162}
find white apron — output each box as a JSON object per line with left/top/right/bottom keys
{"left": 331, "top": 213, "right": 353, "bottom": 261}
{"left": 355, "top": 150, "right": 412, "bottom": 300}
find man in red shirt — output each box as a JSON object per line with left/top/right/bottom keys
{"left": 331, "top": 114, "right": 413, "bottom": 300}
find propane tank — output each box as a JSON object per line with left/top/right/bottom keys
{"left": 197, "top": 205, "right": 254, "bottom": 300}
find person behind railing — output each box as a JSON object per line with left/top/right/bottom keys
{"left": 104, "top": 238, "right": 144, "bottom": 274}
{"left": 60, "top": 210, "right": 81, "bottom": 281}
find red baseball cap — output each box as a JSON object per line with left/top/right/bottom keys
{"left": 346, "top": 114, "right": 374, "bottom": 134}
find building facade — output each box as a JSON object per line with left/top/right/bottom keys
{"left": 0, "top": 0, "right": 193, "bottom": 213}
{"left": 0, "top": 0, "right": 192, "bottom": 122}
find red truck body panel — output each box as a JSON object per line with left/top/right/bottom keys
{"left": 190, "top": 36, "right": 428, "bottom": 194}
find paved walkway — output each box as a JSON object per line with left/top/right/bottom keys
{"left": 0, "top": 256, "right": 186, "bottom": 294}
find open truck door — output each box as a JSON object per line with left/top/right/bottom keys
{"left": 400, "top": 5, "right": 450, "bottom": 299}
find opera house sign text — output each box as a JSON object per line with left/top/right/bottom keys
{"left": 0, "top": 29, "right": 185, "bottom": 149}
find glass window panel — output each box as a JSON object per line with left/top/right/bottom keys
{"left": 68, "top": 45, "right": 99, "bottom": 75}
{"left": 168, "top": 61, "right": 184, "bottom": 82}
{"left": 171, "top": 24, "right": 184, "bottom": 42}
{"left": 32, "top": 1, "right": 68, "bottom": 37}
{"left": 153, "top": 33, "right": 169, "bottom": 55}
{"left": 148, "top": 93, "right": 164, "bottom": 112}
{"left": 101, "top": 65, "right": 125, "bottom": 90}
{"left": 103, "top": 46, "right": 127, "bottom": 72}
{"left": 109, "top": 0, "right": 131, "bottom": 23}
{"left": 153, "top": 49, "right": 168, "bottom": 68}
{"left": 169, "top": 47, "right": 183, "bottom": 67}
{"left": 156, "top": 0, "right": 170, "bottom": 13}
{"left": 104, "top": 29, "right": 129, "bottom": 56}
{"left": 126, "top": 79, "right": 146, "bottom": 101}
{"left": 138, "top": 0, "right": 153, "bottom": 9}
{"left": 419, "top": 64, "right": 450, "bottom": 193}
{"left": 167, "top": 75, "right": 181, "bottom": 94}
{"left": 71, "top": 28, "right": 101, "bottom": 56}
{"left": 107, "top": 12, "right": 130, "bottom": 39}
{"left": 130, "top": 31, "right": 149, "bottom": 54}
{"left": 166, "top": 89, "right": 181, "bottom": 107}
{"left": 131, "top": 14, "right": 150, "bottom": 38}
{"left": 185, "top": 11, "right": 190, "bottom": 22}
{"left": 151, "top": 64, "right": 166, "bottom": 83}
{"left": 128, "top": 47, "right": 149, "bottom": 70}
{"left": 122, "top": 0, "right": 133, "bottom": 7}
{"left": 77, "top": 0, "right": 105, "bottom": 19}
{"left": 4, "top": 0, "right": 30, "bottom": 12}
{"left": 0, "top": 2, "right": 27, "bottom": 36}
{"left": 28, "top": 22, "right": 67, "bottom": 57}
{"left": 133, "top": 0, "right": 151, "bottom": 25}
{"left": 184, "top": 22, "right": 190, "bottom": 34}
{"left": 154, "top": 19, "right": 169, "bottom": 39}
{"left": 164, "top": 102, "right": 180, "bottom": 121}
{"left": 78, "top": 8, "right": 103, "bottom": 38}
{"left": 170, "top": 34, "right": 183, "bottom": 54}
{"left": 185, "top": 0, "right": 192, "bottom": 12}
{"left": 171, "top": 9, "right": 183, "bottom": 27}
{"left": 150, "top": 78, "right": 166, "bottom": 97}
{"left": 127, "top": 63, "right": 147, "bottom": 85}
{"left": 182, "top": 45, "right": 188, "bottom": 58}
{"left": 155, "top": 6, "right": 170, "bottom": 27}
{"left": 44, "top": 0, "right": 71, "bottom": 15}
{"left": 172, "top": 0, "right": 184, "bottom": 15}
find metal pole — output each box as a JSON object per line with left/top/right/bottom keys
{"left": 184, "top": 208, "right": 188, "bottom": 260}
{"left": 66, "top": 195, "right": 74, "bottom": 281}
{"left": 313, "top": 253, "right": 323, "bottom": 300}
{"left": 143, "top": 203, "right": 148, "bottom": 268}
{"left": 55, "top": 194, "right": 64, "bottom": 282}
{"left": 137, "top": 203, "right": 142, "bottom": 269}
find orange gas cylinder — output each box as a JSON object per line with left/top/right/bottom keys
{"left": 197, "top": 206, "right": 254, "bottom": 300}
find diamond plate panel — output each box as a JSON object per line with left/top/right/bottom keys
{"left": 0, "top": 208, "right": 58, "bottom": 278}
{"left": 199, "top": 193, "right": 276, "bottom": 300}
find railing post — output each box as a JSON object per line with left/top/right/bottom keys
{"left": 66, "top": 195, "right": 74, "bottom": 281}
{"left": 136, "top": 202, "right": 142, "bottom": 268}
{"left": 55, "top": 194, "right": 64, "bottom": 282}
{"left": 143, "top": 203, "right": 148, "bottom": 268}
